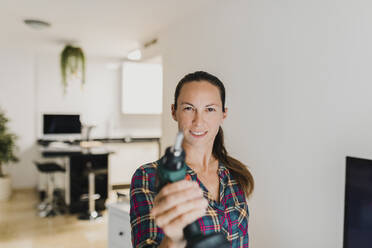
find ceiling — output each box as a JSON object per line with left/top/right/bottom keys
{"left": 0, "top": 0, "right": 214, "bottom": 59}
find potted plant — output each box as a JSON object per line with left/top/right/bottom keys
{"left": 60, "top": 45, "right": 86, "bottom": 92}
{"left": 0, "top": 109, "right": 18, "bottom": 201}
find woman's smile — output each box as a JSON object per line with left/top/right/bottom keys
{"left": 190, "top": 130, "right": 208, "bottom": 138}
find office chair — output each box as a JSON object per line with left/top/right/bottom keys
{"left": 78, "top": 161, "right": 107, "bottom": 220}
{"left": 34, "top": 161, "right": 66, "bottom": 217}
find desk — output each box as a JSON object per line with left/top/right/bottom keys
{"left": 40, "top": 146, "right": 110, "bottom": 157}
{"left": 40, "top": 145, "right": 112, "bottom": 213}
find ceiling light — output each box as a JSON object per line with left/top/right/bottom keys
{"left": 127, "top": 49, "right": 142, "bottom": 60}
{"left": 23, "top": 19, "right": 51, "bottom": 30}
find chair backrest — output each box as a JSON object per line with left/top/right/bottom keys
{"left": 34, "top": 161, "right": 65, "bottom": 173}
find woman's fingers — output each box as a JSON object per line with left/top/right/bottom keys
{"left": 156, "top": 179, "right": 198, "bottom": 200}
{"left": 152, "top": 181, "right": 202, "bottom": 215}
{"left": 151, "top": 180, "right": 209, "bottom": 243}
{"left": 162, "top": 205, "right": 208, "bottom": 235}
{"left": 155, "top": 197, "right": 208, "bottom": 227}
{"left": 152, "top": 186, "right": 202, "bottom": 216}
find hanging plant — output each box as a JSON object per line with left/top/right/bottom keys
{"left": 60, "top": 45, "right": 86, "bottom": 92}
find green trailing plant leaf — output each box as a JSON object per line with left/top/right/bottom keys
{"left": 60, "top": 45, "right": 86, "bottom": 92}
{"left": 0, "top": 109, "right": 18, "bottom": 177}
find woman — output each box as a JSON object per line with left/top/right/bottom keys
{"left": 130, "top": 71, "right": 254, "bottom": 248}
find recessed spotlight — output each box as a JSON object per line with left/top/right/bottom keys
{"left": 127, "top": 49, "right": 142, "bottom": 60}
{"left": 23, "top": 19, "right": 51, "bottom": 30}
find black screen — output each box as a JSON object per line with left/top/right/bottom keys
{"left": 344, "top": 156, "right": 372, "bottom": 248}
{"left": 43, "top": 114, "right": 81, "bottom": 134}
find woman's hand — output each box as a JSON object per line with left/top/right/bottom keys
{"left": 151, "top": 179, "right": 208, "bottom": 247}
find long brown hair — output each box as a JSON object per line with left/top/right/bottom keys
{"left": 174, "top": 71, "right": 254, "bottom": 197}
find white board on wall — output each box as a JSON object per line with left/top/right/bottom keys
{"left": 121, "top": 62, "right": 163, "bottom": 114}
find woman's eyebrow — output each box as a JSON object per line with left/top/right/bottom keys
{"left": 180, "top": 102, "right": 194, "bottom": 106}
{"left": 180, "top": 102, "right": 220, "bottom": 107}
{"left": 205, "top": 104, "right": 219, "bottom": 107}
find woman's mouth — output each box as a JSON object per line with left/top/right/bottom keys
{"left": 190, "top": 130, "right": 208, "bottom": 138}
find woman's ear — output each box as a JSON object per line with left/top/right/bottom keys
{"left": 171, "top": 104, "right": 177, "bottom": 121}
{"left": 222, "top": 107, "right": 228, "bottom": 121}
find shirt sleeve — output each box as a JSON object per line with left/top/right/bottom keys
{"left": 130, "top": 164, "right": 164, "bottom": 247}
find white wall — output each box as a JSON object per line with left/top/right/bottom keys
{"left": 0, "top": 48, "right": 161, "bottom": 189}
{"left": 0, "top": 48, "right": 39, "bottom": 188}
{"left": 159, "top": 0, "right": 372, "bottom": 247}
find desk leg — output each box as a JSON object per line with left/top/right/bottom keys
{"left": 64, "top": 157, "right": 70, "bottom": 206}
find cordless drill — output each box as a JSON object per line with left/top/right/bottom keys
{"left": 156, "top": 132, "right": 230, "bottom": 248}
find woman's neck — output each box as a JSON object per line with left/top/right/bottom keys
{"left": 182, "top": 142, "right": 216, "bottom": 173}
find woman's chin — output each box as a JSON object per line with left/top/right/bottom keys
{"left": 184, "top": 136, "right": 212, "bottom": 148}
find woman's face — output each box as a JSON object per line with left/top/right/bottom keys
{"left": 172, "top": 81, "right": 227, "bottom": 149}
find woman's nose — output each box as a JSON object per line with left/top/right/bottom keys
{"left": 192, "top": 111, "right": 203, "bottom": 126}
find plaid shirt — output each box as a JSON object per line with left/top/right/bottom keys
{"left": 130, "top": 161, "right": 250, "bottom": 248}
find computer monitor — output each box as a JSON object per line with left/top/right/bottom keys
{"left": 344, "top": 156, "right": 372, "bottom": 248}
{"left": 42, "top": 114, "right": 82, "bottom": 140}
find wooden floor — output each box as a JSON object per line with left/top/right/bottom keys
{"left": 0, "top": 189, "right": 107, "bottom": 248}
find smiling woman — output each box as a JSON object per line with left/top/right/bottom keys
{"left": 130, "top": 71, "right": 254, "bottom": 248}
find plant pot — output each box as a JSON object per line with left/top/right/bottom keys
{"left": 0, "top": 175, "right": 12, "bottom": 201}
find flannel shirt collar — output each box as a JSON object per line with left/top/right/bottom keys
{"left": 184, "top": 161, "right": 229, "bottom": 177}
{"left": 184, "top": 161, "right": 230, "bottom": 206}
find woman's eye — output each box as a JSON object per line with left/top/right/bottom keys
{"left": 207, "top": 107, "right": 216, "bottom": 112}
{"left": 184, "top": 106, "right": 193, "bottom": 111}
